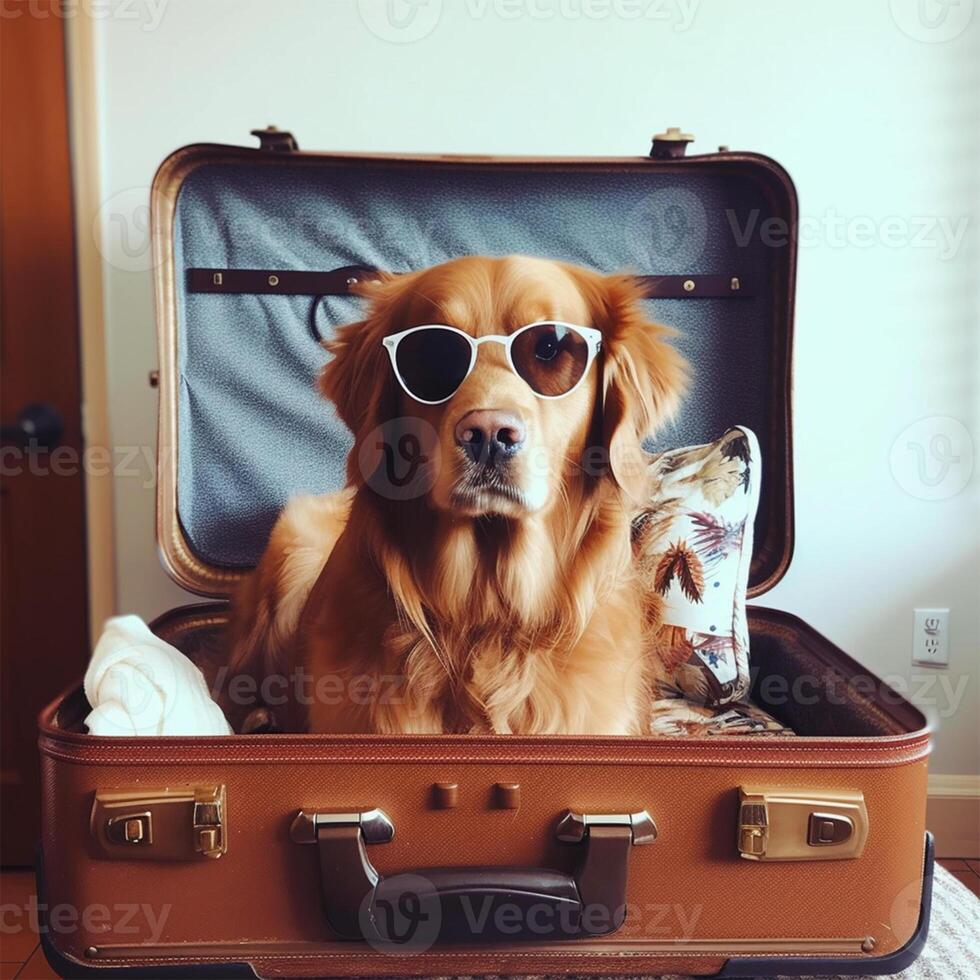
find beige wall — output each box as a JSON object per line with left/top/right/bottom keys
{"left": 67, "top": 0, "right": 978, "bottom": 775}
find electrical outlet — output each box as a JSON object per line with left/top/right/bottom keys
{"left": 912, "top": 609, "right": 949, "bottom": 667}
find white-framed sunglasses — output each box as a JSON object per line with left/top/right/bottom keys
{"left": 381, "top": 321, "right": 603, "bottom": 406}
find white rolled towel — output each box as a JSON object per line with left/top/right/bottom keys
{"left": 84, "top": 615, "right": 232, "bottom": 736}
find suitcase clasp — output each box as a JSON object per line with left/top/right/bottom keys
{"left": 650, "top": 127, "right": 694, "bottom": 159}
{"left": 737, "top": 787, "right": 868, "bottom": 861}
{"left": 91, "top": 785, "right": 227, "bottom": 861}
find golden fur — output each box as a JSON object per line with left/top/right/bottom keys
{"left": 224, "top": 255, "right": 687, "bottom": 735}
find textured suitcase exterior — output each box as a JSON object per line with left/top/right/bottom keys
{"left": 37, "top": 128, "right": 932, "bottom": 977}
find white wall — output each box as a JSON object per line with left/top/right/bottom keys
{"left": 73, "top": 0, "right": 978, "bottom": 773}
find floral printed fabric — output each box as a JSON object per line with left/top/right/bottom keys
{"left": 649, "top": 685, "right": 793, "bottom": 737}
{"left": 634, "top": 427, "right": 761, "bottom": 707}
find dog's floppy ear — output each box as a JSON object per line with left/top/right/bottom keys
{"left": 319, "top": 272, "right": 420, "bottom": 482}
{"left": 590, "top": 273, "right": 688, "bottom": 503}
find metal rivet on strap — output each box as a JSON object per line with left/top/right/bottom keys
{"left": 268, "top": 274, "right": 280, "bottom": 286}
{"left": 730, "top": 276, "right": 741, "bottom": 291}
{"left": 683, "top": 279, "right": 696, "bottom": 292}
{"left": 212, "top": 272, "right": 223, "bottom": 286}
{"left": 346, "top": 276, "right": 359, "bottom": 286}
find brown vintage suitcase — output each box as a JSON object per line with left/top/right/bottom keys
{"left": 36, "top": 127, "right": 933, "bottom": 978}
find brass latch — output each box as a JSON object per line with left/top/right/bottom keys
{"left": 105, "top": 811, "right": 152, "bottom": 847}
{"left": 650, "top": 127, "right": 695, "bottom": 159}
{"left": 737, "top": 787, "right": 868, "bottom": 861}
{"left": 192, "top": 790, "right": 225, "bottom": 857}
{"left": 92, "top": 786, "right": 226, "bottom": 861}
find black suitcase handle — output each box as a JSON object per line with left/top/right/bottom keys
{"left": 290, "top": 808, "right": 655, "bottom": 946}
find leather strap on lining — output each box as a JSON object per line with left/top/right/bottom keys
{"left": 187, "top": 267, "right": 753, "bottom": 299}
{"left": 187, "top": 265, "right": 380, "bottom": 296}
{"left": 637, "top": 274, "right": 750, "bottom": 298}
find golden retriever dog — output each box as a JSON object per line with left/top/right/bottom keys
{"left": 225, "top": 255, "right": 687, "bottom": 735}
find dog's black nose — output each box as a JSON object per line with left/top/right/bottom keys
{"left": 454, "top": 409, "right": 526, "bottom": 464}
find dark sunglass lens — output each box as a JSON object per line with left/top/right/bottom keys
{"left": 394, "top": 328, "right": 472, "bottom": 403}
{"left": 511, "top": 323, "right": 590, "bottom": 396}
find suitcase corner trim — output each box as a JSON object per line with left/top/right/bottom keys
{"left": 714, "top": 830, "right": 934, "bottom": 978}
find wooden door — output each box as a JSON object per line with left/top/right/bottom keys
{"left": 1, "top": 6, "right": 90, "bottom": 865}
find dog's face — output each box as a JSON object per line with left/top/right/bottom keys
{"left": 322, "top": 255, "right": 686, "bottom": 518}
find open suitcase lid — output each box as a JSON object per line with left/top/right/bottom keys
{"left": 151, "top": 126, "right": 797, "bottom": 599}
